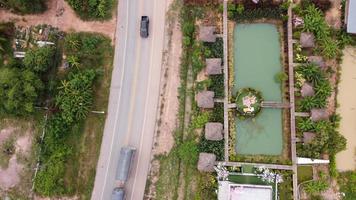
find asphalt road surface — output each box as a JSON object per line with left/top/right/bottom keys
{"left": 91, "top": 0, "right": 167, "bottom": 199}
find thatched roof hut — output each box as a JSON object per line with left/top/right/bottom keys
{"left": 205, "top": 122, "right": 223, "bottom": 141}
{"left": 308, "top": 56, "right": 326, "bottom": 69}
{"left": 196, "top": 91, "right": 215, "bottom": 109}
{"left": 311, "top": 108, "right": 329, "bottom": 122}
{"left": 197, "top": 153, "right": 216, "bottom": 172}
{"left": 303, "top": 132, "right": 316, "bottom": 144}
{"left": 301, "top": 82, "right": 315, "bottom": 97}
{"left": 198, "top": 26, "right": 216, "bottom": 42}
{"left": 206, "top": 58, "right": 222, "bottom": 75}
{"left": 300, "top": 32, "right": 315, "bottom": 48}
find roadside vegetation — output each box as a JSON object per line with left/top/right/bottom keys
{"left": 0, "top": 21, "right": 113, "bottom": 199}
{"left": 0, "top": 0, "right": 47, "bottom": 14}
{"left": 66, "top": 0, "right": 115, "bottom": 20}
{"left": 153, "top": 2, "right": 224, "bottom": 199}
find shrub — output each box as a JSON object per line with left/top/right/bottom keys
{"left": 55, "top": 69, "right": 96, "bottom": 124}
{"left": 190, "top": 112, "right": 210, "bottom": 129}
{"left": 304, "top": 178, "right": 328, "bottom": 194}
{"left": 2, "top": 0, "right": 47, "bottom": 14}
{"left": 198, "top": 135, "right": 224, "bottom": 160}
{"left": 274, "top": 72, "right": 288, "bottom": 83}
{"left": 177, "top": 140, "right": 198, "bottom": 166}
{"left": 338, "top": 171, "right": 356, "bottom": 200}
{"left": 207, "top": 74, "right": 224, "bottom": 98}
{"left": 24, "top": 46, "right": 56, "bottom": 73}
{"left": 66, "top": 0, "right": 114, "bottom": 20}
{"left": 0, "top": 67, "right": 44, "bottom": 115}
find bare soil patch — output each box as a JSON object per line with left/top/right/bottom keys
{"left": 325, "top": 0, "right": 341, "bottom": 29}
{"left": 0, "top": 0, "right": 117, "bottom": 41}
{"left": 0, "top": 123, "right": 33, "bottom": 193}
{"left": 145, "top": 0, "right": 182, "bottom": 198}
{"left": 336, "top": 47, "right": 356, "bottom": 171}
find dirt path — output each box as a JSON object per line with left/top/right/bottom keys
{"left": 325, "top": 0, "right": 341, "bottom": 29}
{"left": 144, "top": 0, "right": 182, "bottom": 199}
{"left": 0, "top": 0, "right": 117, "bottom": 40}
{"left": 335, "top": 46, "right": 356, "bottom": 171}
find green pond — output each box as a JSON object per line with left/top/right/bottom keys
{"left": 233, "top": 23, "right": 283, "bottom": 155}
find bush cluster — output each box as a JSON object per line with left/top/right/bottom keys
{"left": 66, "top": 0, "right": 114, "bottom": 20}
{"left": 2, "top": 0, "right": 47, "bottom": 14}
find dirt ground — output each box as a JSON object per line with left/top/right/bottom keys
{"left": 325, "top": 0, "right": 342, "bottom": 29}
{"left": 336, "top": 47, "right": 356, "bottom": 171}
{"left": 0, "top": 0, "right": 117, "bottom": 41}
{"left": 0, "top": 125, "right": 33, "bottom": 193}
{"left": 144, "top": 0, "right": 181, "bottom": 198}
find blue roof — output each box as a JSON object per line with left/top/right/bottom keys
{"left": 347, "top": 0, "right": 356, "bottom": 34}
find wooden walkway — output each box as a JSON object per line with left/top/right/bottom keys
{"left": 295, "top": 112, "right": 310, "bottom": 117}
{"left": 288, "top": 4, "right": 299, "bottom": 200}
{"left": 217, "top": 161, "right": 293, "bottom": 170}
{"left": 261, "top": 101, "right": 290, "bottom": 108}
{"left": 223, "top": 0, "right": 229, "bottom": 161}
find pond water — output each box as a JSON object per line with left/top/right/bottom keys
{"left": 233, "top": 23, "right": 283, "bottom": 155}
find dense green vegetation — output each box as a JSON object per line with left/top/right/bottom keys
{"left": 295, "top": 63, "right": 332, "bottom": 111}
{"left": 226, "top": 1, "right": 289, "bottom": 21}
{"left": 297, "top": 166, "right": 313, "bottom": 183}
{"left": 296, "top": 115, "right": 346, "bottom": 159}
{"left": 338, "top": 171, "right": 356, "bottom": 200}
{"left": 66, "top": 0, "right": 115, "bottom": 20}
{"left": 1, "top": 0, "right": 47, "bottom": 14}
{"left": 34, "top": 32, "right": 113, "bottom": 196}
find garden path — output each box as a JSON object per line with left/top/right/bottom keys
{"left": 0, "top": 0, "right": 117, "bottom": 41}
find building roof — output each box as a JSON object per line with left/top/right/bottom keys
{"left": 308, "top": 56, "right": 326, "bottom": 69}
{"left": 206, "top": 58, "right": 223, "bottom": 75}
{"left": 196, "top": 91, "right": 215, "bottom": 109}
{"left": 347, "top": 0, "right": 356, "bottom": 34}
{"left": 303, "top": 132, "right": 316, "bottom": 144}
{"left": 300, "top": 32, "right": 315, "bottom": 48}
{"left": 301, "top": 82, "right": 315, "bottom": 97}
{"left": 199, "top": 26, "right": 217, "bottom": 42}
{"left": 310, "top": 108, "right": 329, "bottom": 122}
{"left": 218, "top": 181, "right": 273, "bottom": 200}
{"left": 197, "top": 153, "right": 216, "bottom": 172}
{"left": 205, "top": 122, "right": 223, "bottom": 141}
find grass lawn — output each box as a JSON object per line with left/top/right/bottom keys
{"left": 297, "top": 166, "right": 313, "bottom": 183}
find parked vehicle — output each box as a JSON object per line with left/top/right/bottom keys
{"left": 116, "top": 146, "right": 136, "bottom": 182}
{"left": 140, "top": 16, "right": 149, "bottom": 38}
{"left": 111, "top": 187, "right": 125, "bottom": 200}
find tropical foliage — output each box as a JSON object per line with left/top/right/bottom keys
{"left": 66, "top": 0, "right": 114, "bottom": 20}
{"left": 296, "top": 116, "right": 346, "bottom": 159}
{"left": 338, "top": 171, "right": 356, "bottom": 200}
{"left": 23, "top": 46, "right": 56, "bottom": 73}
{"left": 0, "top": 66, "right": 44, "bottom": 115}
{"left": 55, "top": 69, "right": 96, "bottom": 124}
{"left": 295, "top": 63, "right": 331, "bottom": 111}
{"left": 2, "top": 0, "right": 47, "bottom": 14}
{"left": 301, "top": 4, "right": 338, "bottom": 58}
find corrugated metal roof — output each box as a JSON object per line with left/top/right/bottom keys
{"left": 347, "top": 0, "right": 356, "bottom": 34}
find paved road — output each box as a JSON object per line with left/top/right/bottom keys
{"left": 91, "top": 0, "right": 167, "bottom": 199}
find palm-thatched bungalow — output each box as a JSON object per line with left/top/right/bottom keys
{"left": 300, "top": 32, "right": 315, "bottom": 48}
{"left": 198, "top": 26, "right": 217, "bottom": 42}
{"left": 206, "top": 58, "right": 222, "bottom": 75}
{"left": 308, "top": 56, "right": 326, "bottom": 69}
{"left": 205, "top": 122, "right": 223, "bottom": 141}
{"left": 301, "top": 82, "right": 315, "bottom": 97}
{"left": 196, "top": 91, "right": 215, "bottom": 109}
{"left": 197, "top": 153, "right": 216, "bottom": 172}
{"left": 303, "top": 132, "right": 316, "bottom": 144}
{"left": 310, "top": 108, "right": 329, "bottom": 122}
